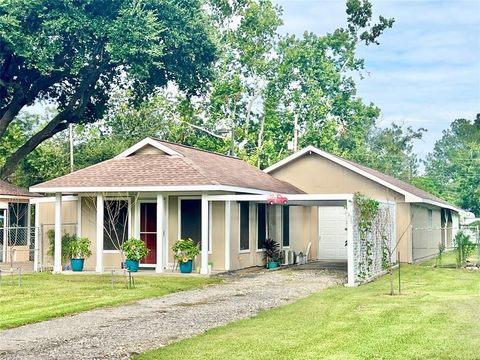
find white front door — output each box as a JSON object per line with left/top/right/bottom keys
{"left": 318, "top": 206, "right": 347, "bottom": 260}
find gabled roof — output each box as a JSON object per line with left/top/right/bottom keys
{"left": 265, "top": 145, "right": 460, "bottom": 211}
{"left": 30, "top": 137, "right": 303, "bottom": 195}
{"left": 0, "top": 180, "right": 37, "bottom": 198}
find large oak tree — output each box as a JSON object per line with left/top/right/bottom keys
{"left": 0, "top": 0, "right": 217, "bottom": 179}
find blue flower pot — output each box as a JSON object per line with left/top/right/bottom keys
{"left": 267, "top": 261, "right": 279, "bottom": 269}
{"left": 70, "top": 258, "right": 84, "bottom": 272}
{"left": 125, "top": 259, "right": 139, "bottom": 272}
{"left": 179, "top": 259, "right": 193, "bottom": 273}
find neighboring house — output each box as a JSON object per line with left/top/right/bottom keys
{"left": 265, "top": 145, "right": 461, "bottom": 263}
{"left": 0, "top": 181, "right": 38, "bottom": 265}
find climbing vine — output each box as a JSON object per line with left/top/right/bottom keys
{"left": 354, "top": 192, "right": 380, "bottom": 279}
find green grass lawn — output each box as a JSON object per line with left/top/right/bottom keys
{"left": 0, "top": 272, "right": 219, "bottom": 329}
{"left": 137, "top": 264, "right": 480, "bottom": 360}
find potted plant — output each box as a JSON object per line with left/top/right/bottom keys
{"left": 172, "top": 238, "right": 200, "bottom": 273}
{"left": 263, "top": 238, "right": 280, "bottom": 269}
{"left": 68, "top": 236, "right": 92, "bottom": 271}
{"left": 121, "top": 238, "right": 149, "bottom": 272}
{"left": 47, "top": 231, "right": 77, "bottom": 269}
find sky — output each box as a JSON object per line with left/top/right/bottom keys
{"left": 273, "top": 0, "right": 480, "bottom": 159}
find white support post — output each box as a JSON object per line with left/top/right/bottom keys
{"left": 156, "top": 194, "right": 164, "bottom": 273}
{"left": 224, "top": 201, "right": 231, "bottom": 271}
{"left": 95, "top": 194, "right": 104, "bottom": 273}
{"left": 346, "top": 199, "right": 355, "bottom": 287}
{"left": 33, "top": 202, "right": 39, "bottom": 272}
{"left": 200, "top": 195, "right": 209, "bottom": 275}
{"left": 53, "top": 193, "right": 62, "bottom": 273}
{"left": 26, "top": 203, "right": 32, "bottom": 247}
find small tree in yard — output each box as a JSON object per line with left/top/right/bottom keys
{"left": 454, "top": 231, "right": 476, "bottom": 268}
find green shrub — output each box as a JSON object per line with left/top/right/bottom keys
{"left": 172, "top": 238, "right": 199, "bottom": 264}
{"left": 454, "top": 231, "right": 476, "bottom": 267}
{"left": 47, "top": 231, "right": 92, "bottom": 262}
{"left": 121, "top": 238, "right": 149, "bottom": 261}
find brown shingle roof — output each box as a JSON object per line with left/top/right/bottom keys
{"left": 340, "top": 157, "right": 457, "bottom": 209}
{"left": 31, "top": 139, "right": 303, "bottom": 194}
{"left": 0, "top": 180, "right": 37, "bottom": 198}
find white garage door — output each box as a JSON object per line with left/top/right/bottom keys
{"left": 318, "top": 206, "right": 347, "bottom": 260}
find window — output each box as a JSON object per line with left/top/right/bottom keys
{"left": 104, "top": 200, "right": 129, "bottom": 251}
{"left": 427, "top": 209, "right": 433, "bottom": 230}
{"left": 257, "top": 203, "right": 267, "bottom": 250}
{"left": 180, "top": 199, "right": 201, "bottom": 246}
{"left": 8, "top": 202, "right": 28, "bottom": 227}
{"left": 239, "top": 202, "right": 250, "bottom": 251}
{"left": 8, "top": 202, "right": 28, "bottom": 246}
{"left": 282, "top": 206, "right": 290, "bottom": 247}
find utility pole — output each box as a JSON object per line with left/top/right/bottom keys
{"left": 69, "top": 124, "right": 74, "bottom": 173}
{"left": 293, "top": 114, "right": 298, "bottom": 152}
{"left": 230, "top": 128, "right": 235, "bottom": 157}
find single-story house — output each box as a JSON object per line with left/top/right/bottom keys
{"left": 264, "top": 145, "right": 461, "bottom": 263}
{"left": 0, "top": 181, "right": 37, "bottom": 265}
{"left": 29, "top": 137, "right": 459, "bottom": 285}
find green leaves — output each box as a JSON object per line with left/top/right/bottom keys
{"left": 423, "top": 117, "right": 480, "bottom": 214}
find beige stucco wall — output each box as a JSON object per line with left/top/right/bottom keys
{"left": 395, "top": 203, "right": 412, "bottom": 263}
{"left": 270, "top": 153, "right": 405, "bottom": 202}
{"left": 411, "top": 204, "right": 442, "bottom": 261}
{"left": 269, "top": 153, "right": 417, "bottom": 263}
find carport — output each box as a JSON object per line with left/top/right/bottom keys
{"left": 204, "top": 193, "right": 357, "bottom": 286}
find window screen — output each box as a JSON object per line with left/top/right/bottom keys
{"left": 240, "top": 202, "right": 250, "bottom": 251}
{"left": 427, "top": 209, "right": 433, "bottom": 230}
{"left": 257, "top": 203, "right": 266, "bottom": 249}
{"left": 104, "top": 200, "right": 129, "bottom": 250}
{"left": 282, "top": 206, "right": 290, "bottom": 247}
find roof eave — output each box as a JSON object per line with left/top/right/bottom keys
{"left": 29, "top": 184, "right": 279, "bottom": 195}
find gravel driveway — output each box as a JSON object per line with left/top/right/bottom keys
{"left": 0, "top": 267, "right": 345, "bottom": 360}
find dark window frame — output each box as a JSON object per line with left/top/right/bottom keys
{"left": 257, "top": 203, "right": 267, "bottom": 250}
{"left": 282, "top": 206, "right": 290, "bottom": 247}
{"left": 104, "top": 199, "right": 129, "bottom": 251}
{"left": 239, "top": 202, "right": 250, "bottom": 251}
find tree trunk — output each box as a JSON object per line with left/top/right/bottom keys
{"left": 0, "top": 110, "right": 75, "bottom": 179}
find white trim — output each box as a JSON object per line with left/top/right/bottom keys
{"left": 29, "top": 185, "right": 273, "bottom": 195}
{"left": 264, "top": 146, "right": 460, "bottom": 211}
{"left": 96, "top": 194, "right": 104, "bottom": 273}
{"left": 33, "top": 202, "right": 40, "bottom": 272}
{"left": 206, "top": 194, "right": 354, "bottom": 202}
{"left": 164, "top": 196, "right": 169, "bottom": 270}
{"left": 156, "top": 194, "right": 165, "bottom": 273}
{"left": 0, "top": 195, "right": 34, "bottom": 200}
{"left": 53, "top": 193, "right": 62, "bottom": 273}
{"left": 346, "top": 199, "right": 355, "bottom": 287}
{"left": 238, "top": 202, "right": 250, "bottom": 253}
{"left": 30, "top": 195, "right": 78, "bottom": 204}
{"left": 26, "top": 203, "right": 31, "bottom": 246}
{"left": 178, "top": 196, "right": 212, "bottom": 254}
{"left": 224, "top": 201, "right": 231, "bottom": 271}
{"left": 115, "top": 137, "right": 181, "bottom": 158}
{"left": 103, "top": 250, "right": 121, "bottom": 254}
{"left": 200, "top": 194, "right": 209, "bottom": 275}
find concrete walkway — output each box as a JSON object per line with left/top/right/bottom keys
{"left": 0, "top": 267, "right": 345, "bottom": 360}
